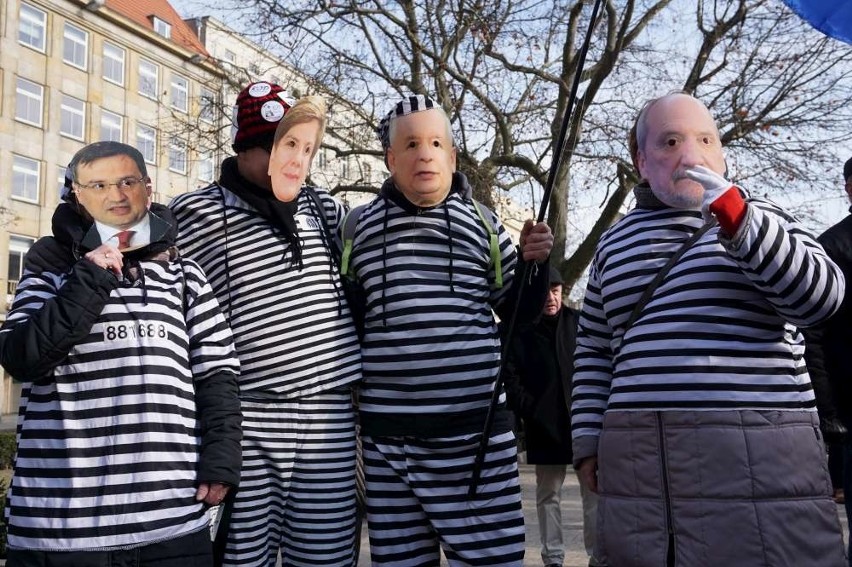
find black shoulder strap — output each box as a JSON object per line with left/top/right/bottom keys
{"left": 623, "top": 220, "right": 717, "bottom": 331}
{"left": 303, "top": 186, "right": 342, "bottom": 259}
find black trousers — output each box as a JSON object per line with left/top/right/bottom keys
{"left": 6, "top": 527, "right": 212, "bottom": 567}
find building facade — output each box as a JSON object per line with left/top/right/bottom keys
{"left": 0, "top": 0, "right": 385, "bottom": 415}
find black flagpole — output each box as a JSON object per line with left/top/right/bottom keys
{"left": 468, "top": 0, "right": 605, "bottom": 496}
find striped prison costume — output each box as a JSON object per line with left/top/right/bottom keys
{"left": 348, "top": 173, "right": 546, "bottom": 566}
{"left": 570, "top": 187, "right": 845, "bottom": 457}
{"left": 0, "top": 211, "right": 240, "bottom": 553}
{"left": 169, "top": 162, "right": 362, "bottom": 567}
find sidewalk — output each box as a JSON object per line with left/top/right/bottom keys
{"left": 357, "top": 461, "right": 850, "bottom": 567}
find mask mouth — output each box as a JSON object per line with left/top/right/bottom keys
{"left": 672, "top": 169, "right": 691, "bottom": 182}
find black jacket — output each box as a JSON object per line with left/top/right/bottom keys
{"left": 503, "top": 306, "right": 578, "bottom": 464}
{"left": 1, "top": 203, "right": 242, "bottom": 487}
{"left": 803, "top": 210, "right": 852, "bottom": 431}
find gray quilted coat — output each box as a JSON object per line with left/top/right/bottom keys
{"left": 595, "top": 410, "right": 846, "bottom": 566}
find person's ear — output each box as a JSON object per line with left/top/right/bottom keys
{"left": 637, "top": 149, "right": 647, "bottom": 180}
{"left": 387, "top": 148, "right": 397, "bottom": 175}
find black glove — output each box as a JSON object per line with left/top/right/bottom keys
{"left": 820, "top": 416, "right": 848, "bottom": 445}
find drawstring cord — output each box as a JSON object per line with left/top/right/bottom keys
{"left": 443, "top": 204, "right": 455, "bottom": 293}
{"left": 305, "top": 192, "right": 346, "bottom": 316}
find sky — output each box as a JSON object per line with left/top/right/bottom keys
{"left": 169, "top": 0, "right": 852, "bottom": 234}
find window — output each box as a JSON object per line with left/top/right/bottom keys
{"left": 170, "top": 75, "right": 188, "bottom": 112}
{"left": 362, "top": 162, "right": 372, "bottom": 183}
{"left": 12, "top": 155, "right": 40, "bottom": 202}
{"left": 57, "top": 166, "right": 68, "bottom": 202}
{"left": 153, "top": 17, "right": 171, "bottom": 39}
{"left": 15, "top": 78, "right": 43, "bottom": 127}
{"left": 340, "top": 156, "right": 350, "bottom": 178}
{"left": 317, "top": 149, "right": 327, "bottom": 169}
{"left": 8, "top": 236, "right": 36, "bottom": 292}
{"left": 198, "top": 150, "right": 214, "bottom": 182}
{"left": 199, "top": 88, "right": 215, "bottom": 123}
{"left": 139, "top": 59, "right": 159, "bottom": 99}
{"left": 18, "top": 3, "right": 46, "bottom": 52}
{"left": 222, "top": 49, "right": 236, "bottom": 64}
{"left": 60, "top": 94, "right": 85, "bottom": 140}
{"left": 63, "top": 23, "right": 88, "bottom": 69}
{"left": 136, "top": 124, "right": 157, "bottom": 164}
{"left": 100, "top": 110, "right": 123, "bottom": 142}
{"left": 103, "top": 42, "right": 125, "bottom": 85}
{"left": 169, "top": 139, "right": 187, "bottom": 173}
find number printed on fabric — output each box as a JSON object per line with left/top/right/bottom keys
{"left": 295, "top": 214, "right": 321, "bottom": 232}
{"left": 103, "top": 322, "right": 168, "bottom": 342}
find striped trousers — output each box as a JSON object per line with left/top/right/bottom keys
{"left": 363, "top": 431, "right": 525, "bottom": 566}
{"left": 221, "top": 390, "right": 358, "bottom": 567}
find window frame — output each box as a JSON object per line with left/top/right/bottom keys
{"left": 199, "top": 87, "right": 215, "bottom": 124}
{"left": 18, "top": 3, "right": 46, "bottom": 52}
{"left": 56, "top": 166, "right": 68, "bottom": 203}
{"left": 62, "top": 22, "right": 88, "bottom": 70}
{"left": 136, "top": 123, "right": 157, "bottom": 165}
{"left": 153, "top": 17, "right": 171, "bottom": 39}
{"left": 197, "top": 149, "right": 214, "bottom": 182}
{"left": 100, "top": 110, "right": 123, "bottom": 143}
{"left": 170, "top": 74, "right": 189, "bottom": 113}
{"left": 8, "top": 235, "right": 37, "bottom": 288}
{"left": 11, "top": 154, "right": 41, "bottom": 204}
{"left": 15, "top": 77, "right": 44, "bottom": 127}
{"left": 103, "top": 41, "right": 126, "bottom": 86}
{"left": 60, "top": 93, "right": 86, "bottom": 140}
{"left": 168, "top": 138, "right": 187, "bottom": 174}
{"left": 138, "top": 59, "right": 159, "bottom": 100}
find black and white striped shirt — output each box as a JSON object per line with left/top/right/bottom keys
{"left": 350, "top": 187, "right": 520, "bottom": 434}
{"left": 571, "top": 197, "right": 844, "bottom": 449}
{"left": 169, "top": 184, "right": 362, "bottom": 398}
{"left": 3, "top": 259, "right": 239, "bottom": 551}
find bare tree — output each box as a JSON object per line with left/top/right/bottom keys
{"left": 206, "top": 0, "right": 852, "bottom": 293}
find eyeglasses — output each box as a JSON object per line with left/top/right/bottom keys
{"left": 74, "top": 176, "right": 146, "bottom": 192}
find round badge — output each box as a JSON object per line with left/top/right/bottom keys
{"left": 248, "top": 83, "right": 272, "bottom": 97}
{"left": 278, "top": 92, "right": 297, "bottom": 107}
{"left": 260, "top": 100, "right": 286, "bottom": 122}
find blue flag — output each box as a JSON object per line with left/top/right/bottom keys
{"left": 783, "top": 1, "right": 852, "bottom": 44}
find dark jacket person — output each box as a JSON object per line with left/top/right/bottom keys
{"left": 0, "top": 142, "right": 241, "bottom": 567}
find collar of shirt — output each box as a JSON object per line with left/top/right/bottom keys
{"left": 95, "top": 214, "right": 152, "bottom": 249}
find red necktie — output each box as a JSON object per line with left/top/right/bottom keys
{"left": 116, "top": 230, "right": 134, "bottom": 250}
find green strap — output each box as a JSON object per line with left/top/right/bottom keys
{"left": 341, "top": 200, "right": 502, "bottom": 288}
{"left": 340, "top": 204, "right": 368, "bottom": 278}
{"left": 471, "top": 200, "right": 502, "bottom": 289}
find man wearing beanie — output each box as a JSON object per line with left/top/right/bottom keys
{"left": 346, "top": 94, "right": 553, "bottom": 566}
{"left": 169, "top": 83, "right": 362, "bottom": 567}
{"left": 803, "top": 156, "right": 852, "bottom": 566}
{"left": 503, "top": 266, "right": 604, "bottom": 567}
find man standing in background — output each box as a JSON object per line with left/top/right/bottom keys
{"left": 504, "top": 266, "right": 604, "bottom": 567}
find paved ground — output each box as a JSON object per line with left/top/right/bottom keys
{"left": 356, "top": 460, "right": 850, "bottom": 567}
